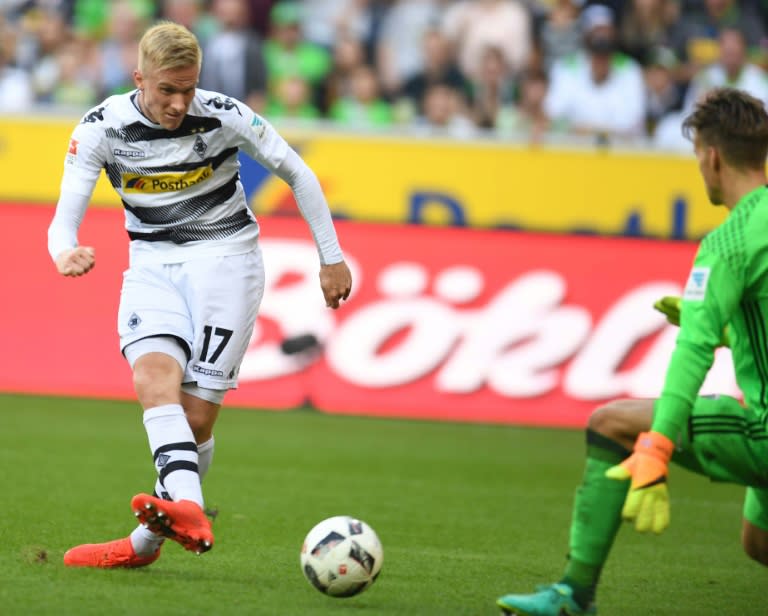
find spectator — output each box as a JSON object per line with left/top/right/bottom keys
{"left": 322, "top": 34, "right": 367, "bottom": 113}
{"left": 17, "top": 9, "right": 71, "bottom": 102}
{"left": 644, "top": 45, "right": 685, "bottom": 135}
{"left": 500, "top": 68, "right": 551, "bottom": 140}
{"left": 619, "top": 0, "right": 680, "bottom": 66}
{"left": 99, "top": 0, "right": 148, "bottom": 97}
{"left": 330, "top": 64, "right": 393, "bottom": 128}
{"left": 376, "top": 0, "right": 442, "bottom": 97}
{"left": 537, "top": 0, "right": 583, "bottom": 71}
{"left": 299, "top": 0, "right": 372, "bottom": 50}
{"left": 442, "top": 0, "right": 533, "bottom": 80}
{"left": 244, "top": 0, "right": 279, "bottom": 37}
{"left": 412, "top": 82, "right": 476, "bottom": 138}
{"left": 399, "top": 27, "right": 470, "bottom": 117}
{"left": 471, "top": 45, "right": 516, "bottom": 130}
{"left": 670, "top": 0, "right": 767, "bottom": 80}
{"left": 159, "top": 0, "right": 218, "bottom": 44}
{"left": 0, "top": 27, "right": 34, "bottom": 111}
{"left": 683, "top": 27, "right": 768, "bottom": 110}
{"left": 200, "top": 0, "right": 267, "bottom": 111}
{"left": 266, "top": 74, "right": 322, "bottom": 121}
{"left": 544, "top": 3, "right": 646, "bottom": 140}
{"left": 50, "top": 38, "right": 98, "bottom": 107}
{"left": 263, "top": 1, "right": 332, "bottom": 112}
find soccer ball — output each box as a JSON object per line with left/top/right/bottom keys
{"left": 300, "top": 515, "right": 383, "bottom": 598}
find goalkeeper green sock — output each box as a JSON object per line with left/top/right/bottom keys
{"left": 559, "top": 429, "right": 630, "bottom": 608}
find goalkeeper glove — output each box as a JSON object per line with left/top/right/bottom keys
{"left": 605, "top": 431, "right": 674, "bottom": 534}
{"left": 653, "top": 295, "right": 731, "bottom": 347}
{"left": 653, "top": 296, "right": 680, "bottom": 326}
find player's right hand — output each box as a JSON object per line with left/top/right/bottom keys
{"left": 55, "top": 246, "right": 95, "bottom": 277}
{"left": 605, "top": 431, "right": 674, "bottom": 534}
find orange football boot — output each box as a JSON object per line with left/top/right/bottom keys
{"left": 63, "top": 536, "right": 162, "bottom": 568}
{"left": 131, "top": 493, "right": 213, "bottom": 554}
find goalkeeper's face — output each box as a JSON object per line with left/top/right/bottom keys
{"left": 694, "top": 135, "right": 724, "bottom": 206}
{"left": 133, "top": 63, "right": 199, "bottom": 131}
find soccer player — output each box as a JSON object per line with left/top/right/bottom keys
{"left": 497, "top": 87, "right": 768, "bottom": 615}
{"left": 49, "top": 22, "right": 352, "bottom": 568}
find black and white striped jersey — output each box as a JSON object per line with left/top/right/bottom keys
{"left": 58, "top": 88, "right": 340, "bottom": 265}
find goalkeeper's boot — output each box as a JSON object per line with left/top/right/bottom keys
{"left": 63, "top": 536, "right": 162, "bottom": 568}
{"left": 497, "top": 583, "right": 597, "bottom": 616}
{"left": 131, "top": 493, "right": 213, "bottom": 554}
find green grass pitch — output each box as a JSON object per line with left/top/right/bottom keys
{"left": 0, "top": 393, "right": 763, "bottom": 615}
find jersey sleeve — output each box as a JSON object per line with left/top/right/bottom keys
{"left": 229, "top": 107, "right": 290, "bottom": 173}
{"left": 228, "top": 108, "right": 344, "bottom": 264}
{"left": 652, "top": 235, "right": 745, "bottom": 440}
{"left": 59, "top": 115, "right": 109, "bottom": 198}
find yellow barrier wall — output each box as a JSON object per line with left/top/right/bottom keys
{"left": 0, "top": 116, "right": 725, "bottom": 239}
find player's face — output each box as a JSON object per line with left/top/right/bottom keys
{"left": 134, "top": 64, "right": 199, "bottom": 131}
{"left": 694, "top": 135, "right": 724, "bottom": 206}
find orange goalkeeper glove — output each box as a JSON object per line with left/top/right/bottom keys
{"left": 605, "top": 431, "right": 674, "bottom": 534}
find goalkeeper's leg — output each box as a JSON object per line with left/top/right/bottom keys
{"left": 498, "top": 399, "right": 653, "bottom": 615}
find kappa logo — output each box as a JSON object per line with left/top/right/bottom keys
{"left": 81, "top": 106, "right": 106, "bottom": 123}
{"left": 204, "top": 96, "right": 241, "bottom": 115}
{"left": 122, "top": 165, "right": 213, "bottom": 193}
{"left": 113, "top": 148, "right": 146, "bottom": 159}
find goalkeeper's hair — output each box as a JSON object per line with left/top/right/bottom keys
{"left": 138, "top": 21, "right": 202, "bottom": 74}
{"left": 682, "top": 87, "right": 768, "bottom": 170}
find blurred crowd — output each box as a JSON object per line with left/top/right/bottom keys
{"left": 2, "top": 0, "right": 768, "bottom": 148}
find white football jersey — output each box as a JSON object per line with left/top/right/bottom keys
{"left": 61, "top": 88, "right": 289, "bottom": 264}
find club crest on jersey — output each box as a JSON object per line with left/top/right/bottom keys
{"left": 122, "top": 165, "right": 213, "bottom": 193}
{"left": 683, "top": 266, "right": 710, "bottom": 301}
{"left": 193, "top": 135, "right": 208, "bottom": 158}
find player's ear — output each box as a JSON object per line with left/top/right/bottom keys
{"left": 709, "top": 145, "right": 721, "bottom": 173}
{"left": 133, "top": 69, "right": 143, "bottom": 90}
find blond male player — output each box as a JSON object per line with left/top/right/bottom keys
{"left": 49, "top": 22, "right": 351, "bottom": 567}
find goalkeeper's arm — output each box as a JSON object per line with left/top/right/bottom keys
{"left": 654, "top": 296, "right": 731, "bottom": 347}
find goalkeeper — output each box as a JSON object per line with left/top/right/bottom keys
{"left": 497, "top": 87, "right": 768, "bottom": 615}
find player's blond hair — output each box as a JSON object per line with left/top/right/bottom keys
{"left": 138, "top": 22, "right": 202, "bottom": 74}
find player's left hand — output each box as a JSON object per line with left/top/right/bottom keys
{"left": 605, "top": 431, "right": 674, "bottom": 534}
{"left": 319, "top": 261, "right": 352, "bottom": 309}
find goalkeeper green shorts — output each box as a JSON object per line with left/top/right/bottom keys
{"left": 668, "top": 394, "right": 768, "bottom": 531}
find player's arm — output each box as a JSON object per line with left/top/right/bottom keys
{"left": 48, "top": 115, "right": 107, "bottom": 277}
{"left": 653, "top": 295, "right": 731, "bottom": 347}
{"left": 237, "top": 111, "right": 351, "bottom": 309}
{"left": 608, "top": 244, "right": 742, "bottom": 533}
{"left": 49, "top": 191, "right": 95, "bottom": 276}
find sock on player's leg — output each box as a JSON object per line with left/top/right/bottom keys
{"left": 131, "top": 434, "right": 215, "bottom": 556}
{"left": 559, "top": 429, "right": 630, "bottom": 608}
{"left": 143, "top": 404, "right": 203, "bottom": 506}
{"left": 197, "top": 436, "right": 214, "bottom": 479}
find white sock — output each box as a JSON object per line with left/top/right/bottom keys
{"left": 131, "top": 435, "right": 215, "bottom": 556}
{"left": 143, "top": 404, "right": 203, "bottom": 506}
{"left": 197, "top": 436, "right": 214, "bottom": 479}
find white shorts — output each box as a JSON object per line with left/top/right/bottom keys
{"left": 118, "top": 248, "right": 264, "bottom": 389}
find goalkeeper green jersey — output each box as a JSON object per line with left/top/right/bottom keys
{"left": 654, "top": 185, "right": 768, "bottom": 440}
